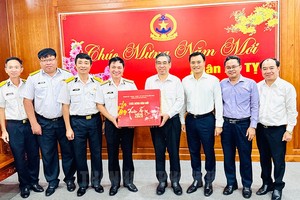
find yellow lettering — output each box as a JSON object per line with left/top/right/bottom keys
{"left": 220, "top": 37, "right": 259, "bottom": 56}
{"left": 175, "top": 40, "right": 216, "bottom": 58}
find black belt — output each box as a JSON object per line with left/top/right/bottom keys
{"left": 71, "top": 113, "right": 99, "bottom": 120}
{"left": 259, "top": 123, "right": 286, "bottom": 129}
{"left": 36, "top": 114, "right": 62, "bottom": 122}
{"left": 224, "top": 117, "right": 250, "bottom": 124}
{"left": 6, "top": 119, "right": 29, "bottom": 124}
{"left": 187, "top": 111, "right": 213, "bottom": 119}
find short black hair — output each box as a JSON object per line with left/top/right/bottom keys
{"left": 155, "top": 52, "right": 171, "bottom": 63}
{"left": 259, "top": 58, "right": 280, "bottom": 69}
{"left": 5, "top": 57, "right": 23, "bottom": 65}
{"left": 189, "top": 52, "right": 205, "bottom": 62}
{"left": 38, "top": 48, "right": 56, "bottom": 59}
{"left": 75, "top": 53, "right": 92, "bottom": 64}
{"left": 224, "top": 55, "right": 241, "bottom": 66}
{"left": 108, "top": 57, "right": 125, "bottom": 67}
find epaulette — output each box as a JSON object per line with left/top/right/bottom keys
{"left": 0, "top": 81, "right": 7, "bottom": 88}
{"left": 29, "top": 69, "right": 40, "bottom": 76}
{"left": 93, "top": 76, "right": 103, "bottom": 83}
{"left": 101, "top": 80, "right": 110, "bottom": 86}
{"left": 61, "top": 68, "right": 71, "bottom": 73}
{"left": 123, "top": 78, "right": 134, "bottom": 84}
{"left": 65, "top": 76, "right": 75, "bottom": 83}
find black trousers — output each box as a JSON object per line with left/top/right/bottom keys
{"left": 256, "top": 123, "right": 286, "bottom": 190}
{"left": 36, "top": 114, "right": 76, "bottom": 187}
{"left": 150, "top": 114, "right": 181, "bottom": 183}
{"left": 6, "top": 120, "right": 40, "bottom": 189}
{"left": 185, "top": 113, "right": 216, "bottom": 184}
{"left": 221, "top": 119, "right": 252, "bottom": 187}
{"left": 70, "top": 114, "right": 103, "bottom": 188}
{"left": 105, "top": 120, "right": 135, "bottom": 186}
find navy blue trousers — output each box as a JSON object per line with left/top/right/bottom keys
{"left": 6, "top": 120, "right": 40, "bottom": 189}
{"left": 36, "top": 115, "right": 76, "bottom": 187}
{"left": 105, "top": 120, "right": 134, "bottom": 186}
{"left": 185, "top": 113, "right": 216, "bottom": 184}
{"left": 70, "top": 114, "right": 103, "bottom": 188}
{"left": 221, "top": 119, "right": 252, "bottom": 187}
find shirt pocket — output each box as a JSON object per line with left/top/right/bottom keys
{"left": 35, "top": 84, "right": 47, "bottom": 99}
{"left": 70, "top": 89, "right": 82, "bottom": 103}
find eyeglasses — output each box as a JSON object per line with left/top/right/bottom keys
{"left": 225, "top": 65, "right": 239, "bottom": 70}
{"left": 40, "top": 58, "right": 56, "bottom": 63}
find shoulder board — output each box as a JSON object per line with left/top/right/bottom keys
{"left": 101, "top": 80, "right": 110, "bottom": 86}
{"left": 0, "top": 81, "right": 7, "bottom": 88}
{"left": 93, "top": 76, "right": 103, "bottom": 83}
{"left": 123, "top": 78, "right": 134, "bottom": 84}
{"left": 29, "top": 69, "right": 41, "bottom": 76}
{"left": 65, "top": 76, "right": 75, "bottom": 83}
{"left": 61, "top": 68, "right": 71, "bottom": 73}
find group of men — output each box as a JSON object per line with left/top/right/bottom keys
{"left": 0, "top": 48, "right": 297, "bottom": 200}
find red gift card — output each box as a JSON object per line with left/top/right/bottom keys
{"left": 118, "top": 89, "right": 161, "bottom": 127}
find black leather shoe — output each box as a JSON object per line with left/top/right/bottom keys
{"left": 186, "top": 180, "right": 203, "bottom": 194}
{"left": 171, "top": 182, "right": 182, "bottom": 195}
{"left": 45, "top": 185, "right": 57, "bottom": 196}
{"left": 156, "top": 182, "right": 167, "bottom": 195}
{"left": 204, "top": 183, "right": 213, "bottom": 197}
{"left": 124, "top": 183, "right": 138, "bottom": 192}
{"left": 223, "top": 185, "right": 238, "bottom": 195}
{"left": 256, "top": 184, "right": 274, "bottom": 195}
{"left": 66, "top": 181, "right": 76, "bottom": 192}
{"left": 20, "top": 187, "right": 30, "bottom": 198}
{"left": 77, "top": 187, "right": 86, "bottom": 197}
{"left": 242, "top": 187, "right": 252, "bottom": 198}
{"left": 31, "top": 184, "right": 44, "bottom": 192}
{"left": 272, "top": 189, "right": 282, "bottom": 200}
{"left": 109, "top": 185, "right": 120, "bottom": 196}
{"left": 92, "top": 185, "right": 104, "bottom": 193}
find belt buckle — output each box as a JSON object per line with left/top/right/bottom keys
{"left": 22, "top": 119, "right": 27, "bottom": 124}
{"left": 52, "top": 118, "right": 58, "bottom": 121}
{"left": 86, "top": 115, "right": 92, "bottom": 120}
{"left": 229, "top": 119, "right": 237, "bottom": 124}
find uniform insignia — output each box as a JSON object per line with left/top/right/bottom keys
{"left": 29, "top": 69, "right": 41, "bottom": 76}
{"left": 93, "top": 76, "right": 103, "bottom": 83}
{"left": 65, "top": 76, "right": 75, "bottom": 83}
{"left": 107, "top": 91, "right": 114, "bottom": 94}
{"left": 6, "top": 92, "right": 14, "bottom": 96}
{"left": 0, "top": 81, "right": 7, "bottom": 88}
{"left": 38, "top": 81, "right": 46, "bottom": 84}
{"left": 123, "top": 78, "right": 134, "bottom": 84}
{"left": 21, "top": 79, "right": 26, "bottom": 83}
{"left": 101, "top": 80, "right": 110, "bottom": 86}
{"left": 72, "top": 88, "right": 80, "bottom": 91}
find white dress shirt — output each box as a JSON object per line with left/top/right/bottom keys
{"left": 257, "top": 77, "right": 298, "bottom": 132}
{"left": 0, "top": 79, "right": 27, "bottom": 120}
{"left": 57, "top": 75, "right": 100, "bottom": 116}
{"left": 145, "top": 74, "right": 184, "bottom": 118}
{"left": 96, "top": 78, "right": 137, "bottom": 118}
{"left": 180, "top": 73, "right": 223, "bottom": 127}
{"left": 22, "top": 68, "right": 72, "bottom": 119}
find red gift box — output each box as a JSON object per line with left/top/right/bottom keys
{"left": 118, "top": 89, "right": 161, "bottom": 127}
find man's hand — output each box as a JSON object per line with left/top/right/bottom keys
{"left": 246, "top": 127, "right": 256, "bottom": 141}
{"left": 31, "top": 122, "right": 42, "bottom": 135}
{"left": 66, "top": 128, "right": 75, "bottom": 140}
{"left": 282, "top": 131, "right": 293, "bottom": 142}
{"left": 215, "top": 127, "right": 222, "bottom": 136}
{"left": 1, "top": 130, "right": 9, "bottom": 143}
{"left": 159, "top": 114, "right": 170, "bottom": 127}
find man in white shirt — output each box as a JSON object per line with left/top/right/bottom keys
{"left": 180, "top": 52, "right": 223, "bottom": 197}
{"left": 145, "top": 53, "right": 184, "bottom": 196}
{"left": 22, "top": 48, "right": 76, "bottom": 196}
{"left": 0, "top": 57, "right": 42, "bottom": 198}
{"left": 256, "top": 58, "right": 298, "bottom": 200}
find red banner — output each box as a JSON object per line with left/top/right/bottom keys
{"left": 59, "top": 1, "right": 278, "bottom": 89}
